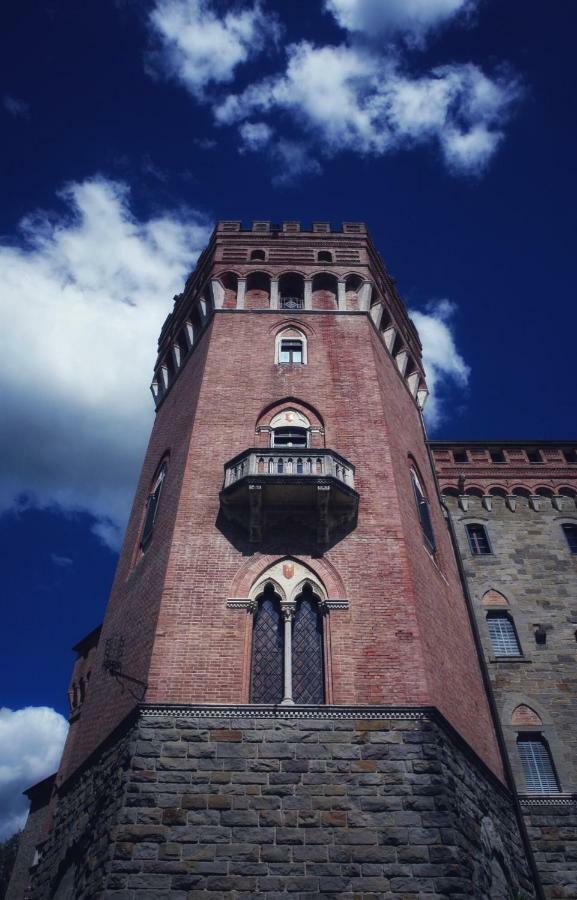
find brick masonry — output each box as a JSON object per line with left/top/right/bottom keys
{"left": 29, "top": 709, "right": 535, "bottom": 899}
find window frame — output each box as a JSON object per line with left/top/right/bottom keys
{"left": 486, "top": 611, "right": 522, "bottom": 658}
{"left": 274, "top": 327, "right": 308, "bottom": 365}
{"left": 410, "top": 468, "right": 436, "bottom": 553}
{"left": 561, "top": 523, "right": 577, "bottom": 554}
{"left": 140, "top": 463, "right": 167, "bottom": 549}
{"left": 279, "top": 338, "right": 304, "bottom": 365}
{"left": 272, "top": 426, "right": 309, "bottom": 449}
{"left": 466, "top": 522, "right": 492, "bottom": 555}
{"left": 517, "top": 734, "right": 561, "bottom": 794}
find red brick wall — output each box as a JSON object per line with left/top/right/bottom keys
{"left": 59, "top": 309, "right": 503, "bottom": 783}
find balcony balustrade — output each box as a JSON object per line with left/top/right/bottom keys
{"left": 220, "top": 448, "right": 358, "bottom": 546}
{"left": 280, "top": 296, "right": 304, "bottom": 310}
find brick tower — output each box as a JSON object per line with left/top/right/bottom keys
{"left": 18, "top": 221, "right": 539, "bottom": 898}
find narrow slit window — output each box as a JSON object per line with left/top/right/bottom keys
{"left": 517, "top": 736, "right": 560, "bottom": 793}
{"left": 466, "top": 523, "right": 491, "bottom": 555}
{"left": 411, "top": 469, "right": 436, "bottom": 552}
{"left": 487, "top": 613, "right": 521, "bottom": 657}
{"left": 562, "top": 523, "right": 577, "bottom": 554}
{"left": 140, "top": 465, "right": 167, "bottom": 548}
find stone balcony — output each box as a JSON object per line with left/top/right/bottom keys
{"left": 219, "top": 449, "right": 359, "bottom": 546}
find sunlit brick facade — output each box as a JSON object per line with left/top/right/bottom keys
{"left": 12, "top": 222, "right": 577, "bottom": 898}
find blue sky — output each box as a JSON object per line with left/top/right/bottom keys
{"left": 1, "top": 0, "right": 576, "bottom": 836}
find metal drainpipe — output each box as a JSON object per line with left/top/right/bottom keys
{"left": 423, "top": 435, "right": 544, "bottom": 898}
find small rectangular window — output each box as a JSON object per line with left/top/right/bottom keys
{"left": 279, "top": 339, "right": 303, "bottom": 364}
{"left": 526, "top": 448, "right": 543, "bottom": 463}
{"left": 562, "top": 524, "right": 577, "bottom": 554}
{"left": 466, "top": 523, "right": 491, "bottom": 555}
{"left": 562, "top": 448, "right": 577, "bottom": 463}
{"left": 489, "top": 449, "right": 506, "bottom": 463}
{"left": 452, "top": 449, "right": 468, "bottom": 464}
{"left": 487, "top": 613, "right": 521, "bottom": 656}
{"left": 517, "top": 737, "right": 560, "bottom": 793}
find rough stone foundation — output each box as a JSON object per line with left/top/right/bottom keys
{"left": 30, "top": 707, "right": 535, "bottom": 899}
{"left": 522, "top": 799, "right": 577, "bottom": 899}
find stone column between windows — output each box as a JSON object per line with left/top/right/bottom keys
{"left": 280, "top": 604, "right": 295, "bottom": 705}
{"left": 304, "top": 279, "right": 312, "bottom": 310}
{"left": 270, "top": 279, "right": 279, "bottom": 310}
{"left": 337, "top": 280, "right": 346, "bottom": 310}
{"left": 237, "top": 278, "right": 246, "bottom": 309}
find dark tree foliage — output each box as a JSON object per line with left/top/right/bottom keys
{"left": 0, "top": 832, "right": 21, "bottom": 899}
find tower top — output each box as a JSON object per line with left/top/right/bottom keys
{"left": 151, "top": 220, "right": 429, "bottom": 412}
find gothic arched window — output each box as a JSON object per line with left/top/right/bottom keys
{"left": 249, "top": 582, "right": 325, "bottom": 705}
{"left": 250, "top": 585, "right": 283, "bottom": 704}
{"left": 292, "top": 585, "right": 325, "bottom": 704}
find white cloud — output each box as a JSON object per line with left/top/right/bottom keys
{"left": 216, "top": 42, "right": 519, "bottom": 175}
{"left": 0, "top": 707, "right": 68, "bottom": 840}
{"left": 410, "top": 300, "right": 470, "bottom": 428}
{"left": 148, "top": 0, "right": 280, "bottom": 98}
{"left": 239, "top": 121, "right": 274, "bottom": 152}
{"left": 0, "top": 177, "right": 210, "bottom": 548}
{"left": 325, "top": 0, "right": 476, "bottom": 45}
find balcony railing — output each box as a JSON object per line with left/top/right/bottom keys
{"left": 224, "top": 450, "right": 354, "bottom": 489}
{"left": 220, "top": 448, "right": 358, "bottom": 545}
{"left": 280, "top": 296, "right": 304, "bottom": 310}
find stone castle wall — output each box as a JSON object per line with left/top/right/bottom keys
{"left": 29, "top": 708, "right": 534, "bottom": 899}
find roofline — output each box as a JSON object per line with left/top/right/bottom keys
{"left": 428, "top": 440, "right": 577, "bottom": 448}
{"left": 72, "top": 624, "right": 102, "bottom": 654}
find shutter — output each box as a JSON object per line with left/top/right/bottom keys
{"left": 518, "top": 738, "right": 560, "bottom": 793}
{"left": 292, "top": 591, "right": 324, "bottom": 704}
{"left": 250, "top": 591, "right": 283, "bottom": 704}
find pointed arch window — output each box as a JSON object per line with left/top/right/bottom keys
{"left": 292, "top": 585, "right": 325, "bottom": 704}
{"left": 140, "top": 463, "right": 167, "bottom": 548}
{"left": 250, "top": 583, "right": 325, "bottom": 705}
{"left": 250, "top": 586, "right": 283, "bottom": 704}
{"left": 517, "top": 735, "right": 560, "bottom": 793}
{"left": 411, "top": 468, "right": 435, "bottom": 552}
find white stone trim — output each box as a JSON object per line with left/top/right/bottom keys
{"left": 140, "top": 704, "right": 430, "bottom": 720}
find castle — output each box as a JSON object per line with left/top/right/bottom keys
{"left": 8, "top": 221, "right": 577, "bottom": 898}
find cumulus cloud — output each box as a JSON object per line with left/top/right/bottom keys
{"left": 410, "top": 300, "right": 470, "bottom": 428}
{"left": 324, "top": 0, "right": 476, "bottom": 45}
{"left": 142, "top": 0, "right": 519, "bottom": 179}
{"left": 148, "top": 0, "right": 280, "bottom": 98}
{"left": 0, "top": 177, "right": 210, "bottom": 548}
{"left": 216, "top": 42, "right": 519, "bottom": 175}
{"left": 0, "top": 707, "right": 68, "bottom": 840}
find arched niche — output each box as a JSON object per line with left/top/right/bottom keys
{"left": 220, "top": 271, "right": 238, "bottom": 309}
{"left": 311, "top": 273, "right": 338, "bottom": 310}
{"left": 279, "top": 272, "right": 304, "bottom": 309}
{"left": 245, "top": 271, "right": 271, "bottom": 309}
{"left": 345, "top": 273, "right": 363, "bottom": 311}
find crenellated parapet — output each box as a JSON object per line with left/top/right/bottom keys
{"left": 150, "top": 220, "right": 429, "bottom": 411}
{"left": 431, "top": 440, "right": 577, "bottom": 512}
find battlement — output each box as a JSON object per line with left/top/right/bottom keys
{"left": 216, "top": 221, "right": 367, "bottom": 235}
